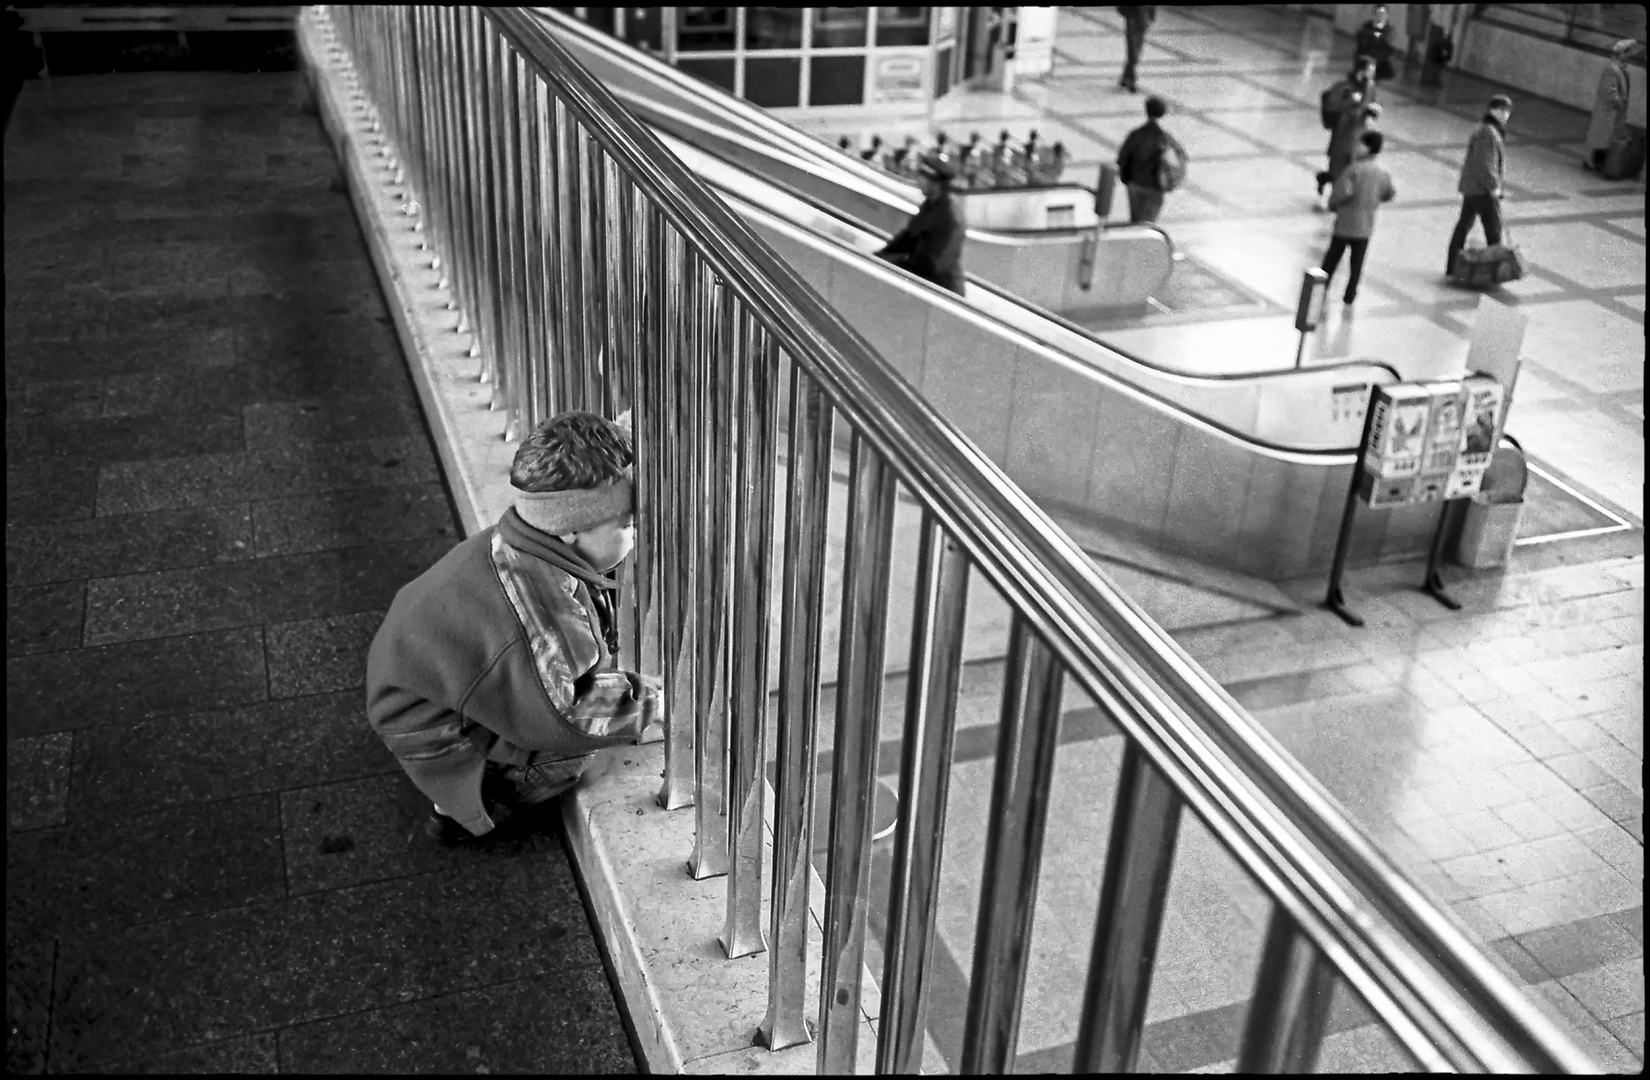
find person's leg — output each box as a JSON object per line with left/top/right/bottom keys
{"left": 1122, "top": 23, "right": 1143, "bottom": 88}
{"left": 1138, "top": 187, "right": 1165, "bottom": 223}
{"left": 1344, "top": 238, "right": 1369, "bottom": 302}
{"left": 1447, "top": 197, "right": 1481, "bottom": 272}
{"left": 1320, "top": 234, "right": 1348, "bottom": 287}
{"left": 1478, "top": 194, "right": 1503, "bottom": 247}
{"left": 1127, "top": 183, "right": 1145, "bottom": 224}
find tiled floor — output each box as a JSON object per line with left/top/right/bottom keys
{"left": 3, "top": 71, "right": 637, "bottom": 1073}
{"left": 789, "top": 5, "right": 1642, "bottom": 1073}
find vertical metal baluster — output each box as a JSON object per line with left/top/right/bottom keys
{"left": 689, "top": 276, "right": 729, "bottom": 881}
{"left": 499, "top": 47, "right": 525, "bottom": 440}
{"left": 878, "top": 515, "right": 971, "bottom": 1074}
{"left": 759, "top": 365, "right": 835, "bottom": 1052}
{"left": 723, "top": 312, "right": 778, "bottom": 961}
{"left": 552, "top": 98, "right": 580, "bottom": 413}
{"left": 574, "top": 130, "right": 599, "bottom": 410}
{"left": 475, "top": 19, "right": 503, "bottom": 393}
{"left": 1072, "top": 740, "right": 1183, "bottom": 1073}
{"left": 960, "top": 616, "right": 1066, "bottom": 1075}
{"left": 628, "top": 184, "right": 662, "bottom": 688}
{"left": 1238, "top": 908, "right": 1337, "bottom": 1073}
{"left": 655, "top": 225, "right": 695, "bottom": 813}
{"left": 590, "top": 147, "right": 615, "bottom": 416}
{"left": 818, "top": 435, "right": 900, "bottom": 1074}
{"left": 601, "top": 156, "right": 628, "bottom": 415}
{"left": 514, "top": 53, "right": 542, "bottom": 436}
{"left": 456, "top": 7, "right": 482, "bottom": 345}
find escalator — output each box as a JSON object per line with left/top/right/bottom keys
{"left": 535, "top": 7, "right": 1174, "bottom": 318}
{"left": 534, "top": 10, "right": 1438, "bottom": 581}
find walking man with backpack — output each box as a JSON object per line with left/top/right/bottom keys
{"left": 1320, "top": 130, "right": 1397, "bottom": 306}
{"left": 1115, "top": 95, "right": 1187, "bottom": 224}
{"left": 1447, "top": 94, "right": 1512, "bottom": 277}
{"left": 1317, "top": 56, "right": 1381, "bottom": 207}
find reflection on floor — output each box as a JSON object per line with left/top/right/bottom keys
{"left": 793, "top": 5, "right": 1643, "bottom": 1073}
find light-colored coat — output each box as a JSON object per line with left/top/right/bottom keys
{"left": 1329, "top": 157, "right": 1397, "bottom": 239}
{"left": 1587, "top": 63, "right": 1630, "bottom": 153}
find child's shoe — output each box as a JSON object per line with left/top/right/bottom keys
{"left": 424, "top": 808, "right": 478, "bottom": 846}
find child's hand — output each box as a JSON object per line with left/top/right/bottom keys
{"left": 637, "top": 673, "right": 665, "bottom": 743}
{"left": 614, "top": 409, "right": 633, "bottom": 436}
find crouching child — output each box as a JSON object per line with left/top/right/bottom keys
{"left": 366, "top": 410, "right": 661, "bottom": 843}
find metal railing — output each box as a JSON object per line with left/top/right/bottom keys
{"left": 314, "top": 6, "right": 1598, "bottom": 1073}
{"left": 1477, "top": 4, "right": 1647, "bottom": 52}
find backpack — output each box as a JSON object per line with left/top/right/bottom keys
{"left": 1320, "top": 82, "right": 1351, "bottom": 130}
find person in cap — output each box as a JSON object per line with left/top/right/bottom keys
{"left": 1447, "top": 94, "right": 1512, "bottom": 276}
{"left": 1115, "top": 95, "right": 1188, "bottom": 224}
{"left": 366, "top": 410, "right": 662, "bottom": 844}
{"left": 875, "top": 154, "right": 967, "bottom": 295}
{"left": 1586, "top": 39, "right": 1642, "bottom": 171}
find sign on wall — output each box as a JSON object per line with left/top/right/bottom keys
{"left": 871, "top": 55, "right": 929, "bottom": 103}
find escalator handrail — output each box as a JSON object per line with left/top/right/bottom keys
{"left": 695, "top": 151, "right": 1383, "bottom": 460}
{"left": 663, "top": 115, "right": 1405, "bottom": 394}
{"left": 486, "top": 9, "right": 1595, "bottom": 1073}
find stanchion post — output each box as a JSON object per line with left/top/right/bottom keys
{"left": 1323, "top": 385, "right": 1379, "bottom": 627}
{"left": 1421, "top": 499, "right": 1464, "bottom": 610}
{"left": 1294, "top": 267, "right": 1327, "bottom": 369}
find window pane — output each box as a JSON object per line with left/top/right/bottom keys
{"left": 810, "top": 54, "right": 866, "bottom": 105}
{"left": 814, "top": 6, "right": 868, "bottom": 48}
{"left": 678, "top": 7, "right": 736, "bottom": 51}
{"left": 745, "top": 56, "right": 801, "bottom": 106}
{"left": 876, "top": 6, "right": 930, "bottom": 47}
{"left": 676, "top": 55, "right": 737, "bottom": 93}
{"left": 745, "top": 7, "right": 804, "bottom": 49}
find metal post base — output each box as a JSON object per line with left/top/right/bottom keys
{"left": 1322, "top": 586, "right": 1364, "bottom": 627}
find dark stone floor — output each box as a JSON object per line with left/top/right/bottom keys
{"left": 5, "top": 71, "right": 637, "bottom": 1074}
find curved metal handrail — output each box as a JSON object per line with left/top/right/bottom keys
{"left": 483, "top": 11, "right": 1593, "bottom": 1073}
{"left": 325, "top": 6, "right": 1596, "bottom": 1073}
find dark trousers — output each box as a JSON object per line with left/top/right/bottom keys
{"left": 1320, "top": 235, "right": 1370, "bottom": 302}
{"left": 1122, "top": 22, "right": 1146, "bottom": 87}
{"left": 1447, "top": 194, "right": 1503, "bottom": 272}
{"left": 1126, "top": 183, "right": 1164, "bottom": 224}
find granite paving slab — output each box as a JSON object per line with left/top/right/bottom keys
{"left": 6, "top": 625, "right": 270, "bottom": 737}
{"left": 5, "top": 732, "right": 73, "bottom": 833}
{"left": 79, "top": 538, "right": 449, "bottom": 646}
{"left": 6, "top": 504, "right": 255, "bottom": 587}
{"left": 6, "top": 580, "right": 86, "bottom": 657}
{"left": 263, "top": 609, "right": 383, "bottom": 698}
{"left": 248, "top": 482, "right": 457, "bottom": 558}
{"left": 275, "top": 970, "right": 636, "bottom": 1074}
{"left": 67, "top": 691, "right": 393, "bottom": 822}
{"left": 67, "top": 1034, "right": 281, "bottom": 1075}
{"left": 5, "top": 938, "right": 54, "bottom": 1074}
{"left": 6, "top": 794, "right": 287, "bottom": 939}
{"left": 47, "top": 862, "right": 604, "bottom": 1071}
{"left": 5, "top": 456, "right": 101, "bottom": 524}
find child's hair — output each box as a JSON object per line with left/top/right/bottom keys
{"left": 1361, "top": 130, "right": 1384, "bottom": 155}
{"left": 510, "top": 410, "right": 632, "bottom": 493}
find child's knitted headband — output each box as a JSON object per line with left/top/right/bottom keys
{"left": 514, "top": 477, "right": 634, "bottom": 535}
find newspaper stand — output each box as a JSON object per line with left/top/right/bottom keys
{"left": 1324, "top": 375, "right": 1505, "bottom": 627}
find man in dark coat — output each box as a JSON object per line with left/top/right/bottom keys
{"left": 876, "top": 155, "right": 967, "bottom": 295}
{"left": 1317, "top": 56, "right": 1381, "bottom": 204}
{"left": 1115, "top": 95, "right": 1187, "bottom": 224}
{"left": 1117, "top": 6, "right": 1156, "bottom": 93}
{"left": 1448, "top": 94, "right": 1512, "bottom": 276}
